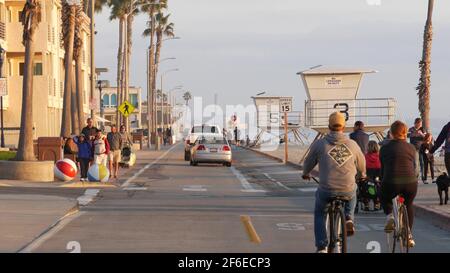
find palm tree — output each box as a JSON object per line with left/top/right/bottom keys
{"left": 74, "top": 1, "right": 85, "bottom": 132}
{"left": 60, "top": 0, "right": 79, "bottom": 137}
{"left": 417, "top": 0, "right": 434, "bottom": 132}
{"left": 16, "top": 0, "right": 41, "bottom": 161}
{"left": 154, "top": 12, "right": 174, "bottom": 87}
{"left": 183, "top": 91, "right": 192, "bottom": 106}
{"left": 142, "top": 0, "right": 167, "bottom": 135}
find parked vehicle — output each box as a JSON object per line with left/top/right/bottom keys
{"left": 190, "top": 134, "right": 232, "bottom": 167}
{"left": 184, "top": 124, "right": 221, "bottom": 161}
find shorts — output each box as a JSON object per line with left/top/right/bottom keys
{"left": 108, "top": 150, "right": 121, "bottom": 163}
{"left": 94, "top": 154, "right": 108, "bottom": 166}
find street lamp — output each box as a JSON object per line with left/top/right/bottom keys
{"left": 97, "top": 80, "right": 110, "bottom": 130}
{"left": 160, "top": 69, "right": 179, "bottom": 132}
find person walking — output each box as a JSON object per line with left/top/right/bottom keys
{"left": 364, "top": 140, "right": 382, "bottom": 211}
{"left": 302, "top": 112, "right": 366, "bottom": 253}
{"left": 107, "top": 125, "right": 122, "bottom": 179}
{"left": 431, "top": 121, "right": 450, "bottom": 175}
{"left": 72, "top": 133, "right": 92, "bottom": 181}
{"left": 81, "top": 118, "right": 98, "bottom": 141}
{"left": 234, "top": 127, "right": 240, "bottom": 146}
{"left": 350, "top": 121, "right": 369, "bottom": 154}
{"left": 380, "top": 121, "right": 418, "bottom": 248}
{"left": 92, "top": 129, "right": 110, "bottom": 167}
{"left": 420, "top": 133, "right": 435, "bottom": 184}
{"left": 120, "top": 125, "right": 133, "bottom": 149}
{"left": 408, "top": 118, "right": 426, "bottom": 181}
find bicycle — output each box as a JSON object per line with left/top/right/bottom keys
{"left": 311, "top": 177, "right": 348, "bottom": 253}
{"left": 386, "top": 195, "right": 411, "bottom": 253}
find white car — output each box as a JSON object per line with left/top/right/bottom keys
{"left": 190, "top": 134, "right": 232, "bottom": 167}
{"left": 184, "top": 124, "right": 222, "bottom": 161}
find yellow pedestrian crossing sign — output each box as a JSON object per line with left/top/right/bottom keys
{"left": 118, "top": 100, "right": 135, "bottom": 117}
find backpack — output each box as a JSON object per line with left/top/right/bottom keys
{"left": 64, "top": 138, "right": 78, "bottom": 154}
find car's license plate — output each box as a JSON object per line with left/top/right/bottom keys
{"left": 210, "top": 148, "right": 217, "bottom": 153}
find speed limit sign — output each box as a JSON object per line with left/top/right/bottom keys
{"left": 279, "top": 97, "right": 292, "bottom": 113}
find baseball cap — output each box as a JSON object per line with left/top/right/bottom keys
{"left": 329, "top": 112, "right": 346, "bottom": 130}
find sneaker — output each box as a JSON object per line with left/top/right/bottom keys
{"left": 408, "top": 236, "right": 416, "bottom": 248}
{"left": 346, "top": 219, "right": 355, "bottom": 237}
{"left": 384, "top": 214, "right": 395, "bottom": 233}
{"left": 316, "top": 247, "right": 327, "bottom": 253}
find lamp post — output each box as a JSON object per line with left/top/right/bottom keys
{"left": 0, "top": 45, "right": 5, "bottom": 148}
{"left": 97, "top": 80, "right": 109, "bottom": 130}
{"left": 149, "top": 56, "right": 175, "bottom": 142}
{"left": 159, "top": 69, "right": 179, "bottom": 132}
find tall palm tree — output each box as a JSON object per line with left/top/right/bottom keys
{"left": 142, "top": 0, "right": 167, "bottom": 136}
{"left": 417, "top": 0, "right": 434, "bottom": 132}
{"left": 74, "top": 1, "right": 85, "bottom": 132}
{"left": 60, "top": 0, "right": 79, "bottom": 137}
{"left": 183, "top": 91, "right": 192, "bottom": 106}
{"left": 154, "top": 12, "right": 174, "bottom": 86}
{"left": 16, "top": 0, "right": 41, "bottom": 161}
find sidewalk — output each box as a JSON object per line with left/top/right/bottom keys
{"left": 0, "top": 193, "right": 78, "bottom": 252}
{"left": 0, "top": 145, "right": 175, "bottom": 252}
{"left": 246, "top": 145, "right": 450, "bottom": 232}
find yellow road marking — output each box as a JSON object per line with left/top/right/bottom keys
{"left": 240, "top": 215, "right": 262, "bottom": 244}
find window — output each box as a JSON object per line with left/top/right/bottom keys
{"left": 129, "top": 94, "right": 138, "bottom": 109}
{"left": 19, "top": 62, "right": 24, "bottom": 76}
{"left": 110, "top": 94, "right": 117, "bottom": 107}
{"left": 102, "top": 94, "right": 110, "bottom": 107}
{"left": 19, "top": 62, "right": 43, "bottom": 76}
{"left": 34, "top": 63, "right": 43, "bottom": 75}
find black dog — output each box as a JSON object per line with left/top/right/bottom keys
{"left": 435, "top": 173, "right": 449, "bottom": 205}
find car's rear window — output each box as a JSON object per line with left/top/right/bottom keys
{"left": 191, "top": 126, "right": 218, "bottom": 134}
{"left": 197, "top": 137, "right": 227, "bottom": 145}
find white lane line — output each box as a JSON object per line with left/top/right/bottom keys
{"left": 123, "top": 187, "right": 148, "bottom": 191}
{"left": 77, "top": 189, "right": 100, "bottom": 206}
{"left": 230, "top": 166, "right": 267, "bottom": 193}
{"left": 263, "top": 173, "right": 293, "bottom": 191}
{"left": 183, "top": 185, "right": 207, "bottom": 192}
{"left": 121, "top": 143, "right": 180, "bottom": 188}
{"left": 298, "top": 188, "right": 317, "bottom": 192}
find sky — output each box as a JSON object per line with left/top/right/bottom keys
{"left": 94, "top": 0, "right": 450, "bottom": 131}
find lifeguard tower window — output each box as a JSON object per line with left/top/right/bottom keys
{"left": 297, "top": 65, "right": 396, "bottom": 134}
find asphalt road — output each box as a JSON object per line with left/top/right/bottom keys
{"left": 27, "top": 143, "right": 450, "bottom": 253}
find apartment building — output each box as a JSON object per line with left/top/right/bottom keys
{"left": 2, "top": 0, "right": 92, "bottom": 147}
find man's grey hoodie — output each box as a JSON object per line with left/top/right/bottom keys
{"left": 303, "top": 131, "right": 366, "bottom": 193}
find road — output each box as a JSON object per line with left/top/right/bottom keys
{"left": 18, "top": 143, "right": 450, "bottom": 253}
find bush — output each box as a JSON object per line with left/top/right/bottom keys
{"left": 0, "top": 151, "right": 17, "bottom": 161}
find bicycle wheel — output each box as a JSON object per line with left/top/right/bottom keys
{"left": 398, "top": 205, "right": 410, "bottom": 253}
{"left": 328, "top": 207, "right": 347, "bottom": 253}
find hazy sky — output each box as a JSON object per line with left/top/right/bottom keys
{"left": 95, "top": 0, "right": 450, "bottom": 125}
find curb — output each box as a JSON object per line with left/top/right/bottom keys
{"left": 414, "top": 204, "right": 450, "bottom": 232}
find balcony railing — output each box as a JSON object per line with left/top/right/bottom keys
{"left": 0, "top": 21, "right": 5, "bottom": 40}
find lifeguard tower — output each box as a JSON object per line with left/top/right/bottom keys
{"left": 251, "top": 95, "right": 307, "bottom": 147}
{"left": 297, "top": 65, "right": 397, "bottom": 161}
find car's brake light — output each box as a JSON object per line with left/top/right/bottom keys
{"left": 197, "top": 145, "right": 206, "bottom": 151}
{"left": 222, "top": 145, "right": 231, "bottom": 151}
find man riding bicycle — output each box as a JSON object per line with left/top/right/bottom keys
{"left": 302, "top": 112, "right": 366, "bottom": 253}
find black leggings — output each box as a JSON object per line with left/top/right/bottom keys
{"left": 381, "top": 182, "right": 418, "bottom": 230}
{"left": 423, "top": 156, "right": 435, "bottom": 181}
{"left": 79, "top": 158, "right": 90, "bottom": 179}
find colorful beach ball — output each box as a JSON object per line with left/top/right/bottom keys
{"left": 87, "top": 164, "right": 110, "bottom": 182}
{"left": 54, "top": 158, "right": 78, "bottom": 181}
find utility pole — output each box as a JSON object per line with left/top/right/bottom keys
{"left": 0, "top": 46, "right": 5, "bottom": 148}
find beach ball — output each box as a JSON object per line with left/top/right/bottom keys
{"left": 54, "top": 159, "right": 78, "bottom": 181}
{"left": 87, "top": 164, "right": 110, "bottom": 182}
